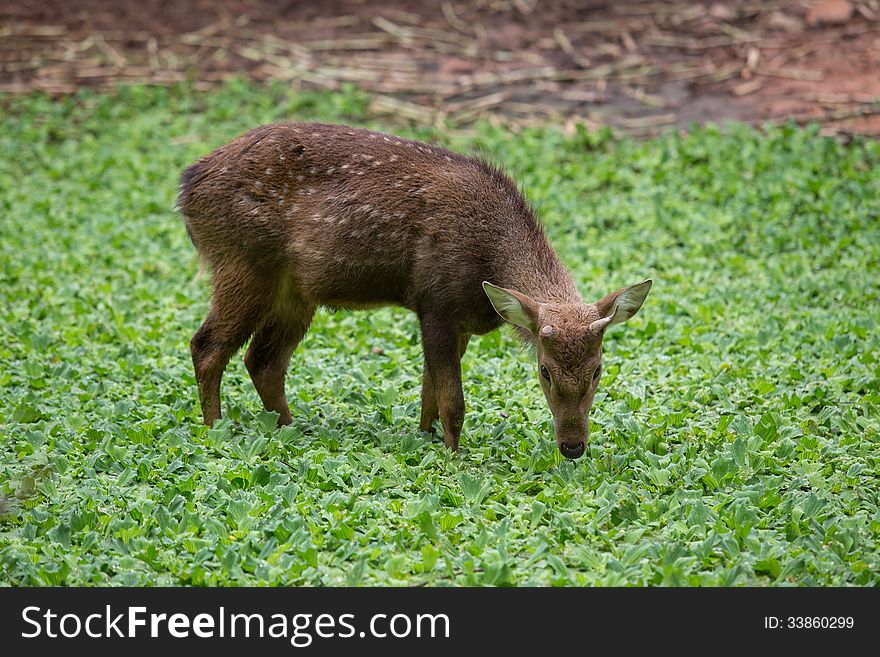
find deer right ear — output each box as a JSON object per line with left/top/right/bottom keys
{"left": 588, "top": 279, "right": 653, "bottom": 333}
{"left": 482, "top": 282, "right": 539, "bottom": 332}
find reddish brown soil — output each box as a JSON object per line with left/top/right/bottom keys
{"left": 2, "top": 0, "right": 879, "bottom": 135}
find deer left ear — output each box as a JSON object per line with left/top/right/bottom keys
{"left": 482, "top": 281, "right": 539, "bottom": 333}
{"left": 588, "top": 279, "right": 653, "bottom": 333}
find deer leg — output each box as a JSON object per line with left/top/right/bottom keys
{"left": 420, "top": 316, "right": 466, "bottom": 450}
{"left": 190, "top": 264, "right": 272, "bottom": 427}
{"left": 419, "top": 333, "right": 470, "bottom": 433}
{"left": 419, "top": 364, "right": 440, "bottom": 433}
{"left": 244, "top": 298, "right": 314, "bottom": 426}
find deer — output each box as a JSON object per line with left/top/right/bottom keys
{"left": 177, "top": 122, "right": 652, "bottom": 459}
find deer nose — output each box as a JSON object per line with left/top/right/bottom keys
{"left": 559, "top": 441, "right": 586, "bottom": 459}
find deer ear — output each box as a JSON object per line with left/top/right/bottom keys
{"left": 588, "top": 279, "right": 653, "bottom": 333}
{"left": 482, "top": 281, "right": 539, "bottom": 332}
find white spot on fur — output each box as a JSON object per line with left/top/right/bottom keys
{"left": 444, "top": 156, "right": 451, "bottom": 162}
{"left": 341, "top": 164, "right": 350, "bottom": 169}
{"left": 297, "top": 175, "right": 305, "bottom": 182}
{"left": 265, "top": 168, "right": 273, "bottom": 175}
{"left": 389, "top": 154, "right": 398, "bottom": 162}
{"left": 326, "top": 166, "right": 336, "bottom": 174}
{"left": 307, "top": 187, "right": 315, "bottom": 195}
{"left": 279, "top": 154, "right": 286, "bottom": 161}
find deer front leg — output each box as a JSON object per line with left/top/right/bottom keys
{"left": 419, "top": 363, "right": 439, "bottom": 433}
{"left": 419, "top": 334, "right": 469, "bottom": 433}
{"left": 419, "top": 315, "right": 465, "bottom": 451}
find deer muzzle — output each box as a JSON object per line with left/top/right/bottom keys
{"left": 555, "top": 414, "right": 588, "bottom": 460}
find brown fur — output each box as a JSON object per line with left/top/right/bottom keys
{"left": 178, "top": 122, "right": 647, "bottom": 457}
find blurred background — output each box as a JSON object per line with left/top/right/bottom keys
{"left": 2, "top": 0, "right": 879, "bottom": 136}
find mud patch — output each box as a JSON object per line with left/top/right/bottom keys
{"left": 2, "top": 0, "right": 879, "bottom": 136}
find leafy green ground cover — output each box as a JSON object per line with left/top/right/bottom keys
{"left": 1, "top": 82, "right": 878, "bottom": 585}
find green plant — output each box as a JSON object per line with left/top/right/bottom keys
{"left": 1, "top": 82, "right": 878, "bottom": 585}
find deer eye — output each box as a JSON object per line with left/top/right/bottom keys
{"left": 540, "top": 365, "right": 551, "bottom": 382}
{"left": 592, "top": 365, "right": 602, "bottom": 382}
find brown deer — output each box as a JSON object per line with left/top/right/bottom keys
{"left": 177, "top": 122, "right": 652, "bottom": 459}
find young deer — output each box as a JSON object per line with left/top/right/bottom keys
{"left": 178, "top": 122, "right": 652, "bottom": 459}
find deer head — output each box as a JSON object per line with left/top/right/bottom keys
{"left": 483, "top": 279, "right": 653, "bottom": 459}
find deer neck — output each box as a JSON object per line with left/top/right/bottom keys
{"left": 503, "top": 241, "right": 582, "bottom": 307}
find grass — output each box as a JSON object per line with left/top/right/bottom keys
{"left": 1, "top": 81, "right": 879, "bottom": 586}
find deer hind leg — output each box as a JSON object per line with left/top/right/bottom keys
{"left": 190, "top": 263, "right": 274, "bottom": 427}
{"left": 244, "top": 292, "right": 315, "bottom": 427}
{"left": 420, "top": 333, "right": 470, "bottom": 433}
{"left": 420, "top": 317, "right": 468, "bottom": 450}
